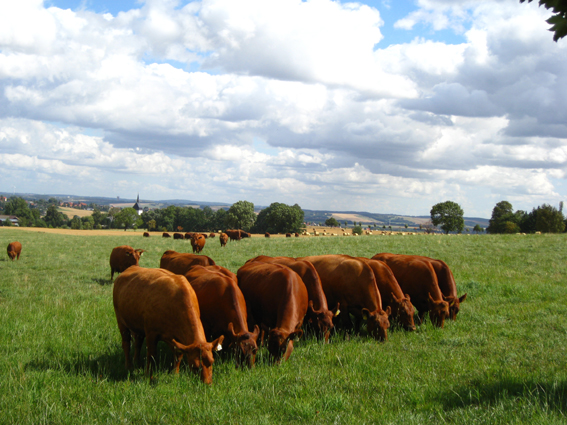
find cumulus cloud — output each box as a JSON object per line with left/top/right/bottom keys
{"left": 0, "top": 0, "right": 565, "bottom": 217}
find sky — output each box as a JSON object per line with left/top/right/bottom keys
{"left": 1, "top": 0, "right": 566, "bottom": 218}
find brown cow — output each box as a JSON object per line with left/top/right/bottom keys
{"left": 237, "top": 262, "right": 308, "bottom": 363}
{"left": 184, "top": 265, "right": 260, "bottom": 368}
{"left": 191, "top": 233, "right": 206, "bottom": 253}
{"left": 219, "top": 233, "right": 228, "bottom": 247}
{"left": 246, "top": 255, "right": 338, "bottom": 342}
{"left": 162, "top": 232, "right": 171, "bottom": 238}
{"left": 299, "top": 255, "right": 391, "bottom": 341}
{"left": 143, "top": 232, "right": 150, "bottom": 237}
{"left": 265, "top": 232, "right": 270, "bottom": 238}
{"left": 209, "top": 233, "right": 216, "bottom": 238}
{"left": 355, "top": 257, "right": 415, "bottom": 331}
{"left": 7, "top": 241, "right": 22, "bottom": 261}
{"left": 160, "top": 250, "right": 216, "bottom": 275}
{"left": 184, "top": 232, "right": 194, "bottom": 240}
{"left": 373, "top": 253, "right": 466, "bottom": 321}
{"left": 173, "top": 233, "right": 184, "bottom": 240}
{"left": 109, "top": 245, "right": 145, "bottom": 280}
{"left": 371, "top": 253, "right": 450, "bottom": 328}
{"left": 286, "top": 233, "right": 291, "bottom": 237}
{"left": 113, "top": 266, "right": 223, "bottom": 383}
{"left": 225, "top": 229, "right": 242, "bottom": 241}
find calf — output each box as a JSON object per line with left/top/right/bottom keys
{"left": 7, "top": 241, "right": 22, "bottom": 260}
{"left": 247, "top": 255, "right": 338, "bottom": 342}
{"left": 109, "top": 245, "right": 145, "bottom": 280}
{"left": 371, "top": 253, "right": 450, "bottom": 328}
{"left": 219, "top": 233, "right": 228, "bottom": 247}
{"left": 160, "top": 250, "right": 216, "bottom": 275}
{"left": 299, "top": 255, "right": 391, "bottom": 341}
{"left": 191, "top": 233, "right": 206, "bottom": 253}
{"left": 184, "top": 265, "right": 259, "bottom": 368}
{"left": 237, "top": 262, "right": 308, "bottom": 363}
{"left": 113, "top": 266, "right": 223, "bottom": 383}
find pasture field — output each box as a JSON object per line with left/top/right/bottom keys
{"left": 1, "top": 229, "right": 566, "bottom": 424}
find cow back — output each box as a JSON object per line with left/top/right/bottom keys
{"left": 160, "top": 250, "right": 216, "bottom": 275}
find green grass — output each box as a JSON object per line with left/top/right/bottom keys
{"left": 1, "top": 230, "right": 566, "bottom": 424}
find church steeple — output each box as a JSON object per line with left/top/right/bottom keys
{"left": 133, "top": 194, "right": 143, "bottom": 215}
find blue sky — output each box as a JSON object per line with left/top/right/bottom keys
{"left": 0, "top": 0, "right": 565, "bottom": 218}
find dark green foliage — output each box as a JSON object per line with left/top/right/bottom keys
{"left": 352, "top": 225, "right": 363, "bottom": 235}
{"left": 521, "top": 0, "right": 567, "bottom": 41}
{"left": 489, "top": 201, "right": 565, "bottom": 234}
{"left": 535, "top": 203, "right": 565, "bottom": 233}
{"left": 325, "top": 217, "right": 339, "bottom": 227}
{"left": 43, "top": 204, "right": 68, "bottom": 228}
{"left": 227, "top": 200, "right": 256, "bottom": 231}
{"left": 253, "top": 203, "right": 304, "bottom": 234}
{"left": 430, "top": 200, "right": 465, "bottom": 234}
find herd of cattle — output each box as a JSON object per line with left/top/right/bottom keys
{"left": 108, "top": 243, "right": 467, "bottom": 385}
{"left": 142, "top": 229, "right": 251, "bottom": 252}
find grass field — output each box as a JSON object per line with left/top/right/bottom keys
{"left": 1, "top": 228, "right": 566, "bottom": 424}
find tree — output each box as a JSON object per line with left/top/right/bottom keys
{"left": 253, "top": 203, "right": 304, "bottom": 234}
{"left": 430, "top": 201, "right": 465, "bottom": 234}
{"left": 487, "top": 201, "right": 520, "bottom": 234}
{"left": 4, "top": 197, "right": 34, "bottom": 226}
{"left": 114, "top": 208, "right": 139, "bottom": 231}
{"left": 227, "top": 201, "right": 256, "bottom": 231}
{"left": 473, "top": 224, "right": 484, "bottom": 233}
{"left": 43, "top": 204, "right": 68, "bottom": 228}
{"left": 352, "top": 225, "right": 363, "bottom": 235}
{"left": 520, "top": 0, "right": 567, "bottom": 41}
{"left": 325, "top": 217, "right": 339, "bottom": 228}
{"left": 535, "top": 203, "right": 565, "bottom": 233}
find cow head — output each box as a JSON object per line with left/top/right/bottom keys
{"left": 228, "top": 323, "right": 259, "bottom": 369}
{"left": 362, "top": 306, "right": 391, "bottom": 341}
{"left": 171, "top": 335, "right": 224, "bottom": 384}
{"left": 267, "top": 328, "right": 303, "bottom": 363}
{"left": 427, "top": 293, "right": 450, "bottom": 328}
{"left": 7, "top": 250, "right": 16, "bottom": 260}
{"left": 443, "top": 293, "right": 467, "bottom": 320}
{"left": 391, "top": 292, "right": 416, "bottom": 331}
{"left": 307, "top": 300, "right": 338, "bottom": 343}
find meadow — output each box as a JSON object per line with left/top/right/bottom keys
{"left": 1, "top": 228, "right": 566, "bottom": 424}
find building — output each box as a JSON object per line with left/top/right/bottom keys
{"left": 132, "top": 194, "right": 143, "bottom": 215}
{"left": 0, "top": 215, "right": 20, "bottom": 226}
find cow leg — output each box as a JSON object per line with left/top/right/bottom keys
{"left": 133, "top": 332, "right": 145, "bottom": 368}
{"left": 118, "top": 324, "right": 131, "bottom": 370}
{"left": 145, "top": 334, "right": 159, "bottom": 379}
{"left": 110, "top": 269, "right": 115, "bottom": 281}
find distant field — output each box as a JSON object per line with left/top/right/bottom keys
{"left": 58, "top": 206, "right": 93, "bottom": 219}
{"left": 0, "top": 228, "right": 566, "bottom": 424}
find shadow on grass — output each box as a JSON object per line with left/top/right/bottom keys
{"left": 436, "top": 378, "right": 567, "bottom": 413}
{"left": 93, "top": 277, "right": 113, "bottom": 286}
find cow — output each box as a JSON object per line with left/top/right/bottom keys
{"left": 237, "top": 262, "right": 308, "bottom": 363}
{"left": 173, "top": 233, "right": 184, "bottom": 240}
{"left": 7, "top": 241, "right": 22, "bottom": 261}
{"left": 162, "top": 232, "right": 171, "bottom": 238}
{"left": 373, "top": 253, "right": 466, "bottom": 321}
{"left": 191, "top": 233, "right": 206, "bottom": 253}
{"left": 184, "top": 232, "right": 194, "bottom": 240}
{"left": 225, "top": 229, "right": 242, "bottom": 241}
{"left": 246, "top": 255, "right": 338, "bottom": 342}
{"left": 160, "top": 250, "right": 216, "bottom": 275}
{"left": 355, "top": 257, "right": 415, "bottom": 331}
{"left": 143, "top": 232, "right": 150, "bottom": 237}
{"left": 113, "top": 266, "right": 223, "bottom": 383}
{"left": 286, "top": 233, "right": 291, "bottom": 238}
{"left": 241, "top": 231, "right": 251, "bottom": 238}
{"left": 219, "top": 233, "right": 229, "bottom": 247}
{"left": 371, "top": 253, "right": 450, "bottom": 328}
{"left": 209, "top": 233, "right": 216, "bottom": 238}
{"left": 109, "top": 245, "right": 145, "bottom": 280}
{"left": 298, "top": 255, "right": 391, "bottom": 341}
{"left": 265, "top": 232, "right": 270, "bottom": 238}
{"left": 184, "top": 265, "right": 260, "bottom": 368}
{"left": 295, "top": 233, "right": 299, "bottom": 237}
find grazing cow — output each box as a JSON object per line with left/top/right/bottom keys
{"left": 355, "top": 257, "right": 415, "bottom": 331}
{"left": 173, "top": 233, "right": 184, "bottom": 240}
{"left": 299, "top": 255, "right": 391, "bottom": 341}
{"left": 371, "top": 253, "right": 450, "bottom": 328}
{"left": 184, "top": 232, "right": 194, "bottom": 240}
{"left": 265, "top": 232, "right": 270, "bottom": 238}
{"left": 286, "top": 233, "right": 291, "bottom": 238}
{"left": 7, "top": 241, "right": 22, "bottom": 261}
{"left": 237, "top": 262, "right": 308, "bottom": 363}
{"left": 246, "top": 255, "right": 338, "bottom": 342}
{"left": 373, "top": 253, "right": 466, "bottom": 321}
{"left": 295, "top": 233, "right": 299, "bottom": 237}
{"left": 241, "top": 231, "right": 251, "bottom": 238}
{"left": 191, "top": 233, "right": 206, "bottom": 253}
{"left": 162, "top": 232, "right": 171, "bottom": 238}
{"left": 219, "top": 233, "right": 229, "bottom": 247}
{"left": 160, "top": 250, "right": 216, "bottom": 275}
{"left": 225, "top": 229, "right": 242, "bottom": 241}
{"left": 209, "top": 233, "right": 216, "bottom": 238}
{"left": 143, "top": 232, "right": 150, "bottom": 237}
{"left": 109, "top": 245, "right": 145, "bottom": 280}
{"left": 184, "top": 265, "right": 260, "bottom": 368}
{"left": 113, "top": 266, "right": 223, "bottom": 383}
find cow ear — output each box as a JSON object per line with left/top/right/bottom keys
{"left": 252, "top": 325, "right": 260, "bottom": 340}
{"left": 405, "top": 293, "right": 411, "bottom": 302}
{"left": 362, "top": 308, "right": 370, "bottom": 320}
{"left": 227, "top": 322, "right": 237, "bottom": 338}
{"left": 391, "top": 292, "right": 401, "bottom": 303}
{"left": 449, "top": 299, "right": 457, "bottom": 307}
{"left": 384, "top": 306, "right": 391, "bottom": 316}
{"left": 211, "top": 335, "right": 224, "bottom": 352}
{"left": 459, "top": 293, "right": 467, "bottom": 303}
{"left": 307, "top": 300, "right": 315, "bottom": 314}
{"left": 171, "top": 338, "right": 189, "bottom": 352}
{"left": 125, "top": 251, "right": 132, "bottom": 256}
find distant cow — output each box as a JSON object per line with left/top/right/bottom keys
{"left": 246, "top": 255, "right": 338, "bottom": 342}
{"left": 225, "top": 229, "right": 242, "bottom": 241}
{"left": 173, "top": 233, "right": 184, "bottom": 240}
{"left": 109, "top": 245, "right": 145, "bottom": 280}
{"left": 265, "top": 232, "right": 270, "bottom": 238}
{"left": 371, "top": 253, "right": 450, "bottom": 328}
{"left": 237, "top": 262, "right": 308, "bottom": 363}
{"left": 160, "top": 250, "right": 216, "bottom": 275}
{"left": 113, "top": 266, "right": 223, "bottom": 383}
{"left": 286, "top": 233, "right": 291, "bottom": 238}
{"left": 7, "top": 241, "right": 22, "bottom": 261}
{"left": 191, "top": 233, "right": 206, "bottom": 253}
{"left": 295, "top": 233, "right": 299, "bottom": 237}
{"left": 162, "top": 232, "right": 171, "bottom": 238}
{"left": 355, "top": 257, "right": 415, "bottom": 331}
{"left": 209, "top": 233, "right": 216, "bottom": 238}
{"left": 143, "top": 232, "right": 150, "bottom": 237}
{"left": 373, "top": 253, "right": 466, "bottom": 321}
{"left": 219, "top": 233, "right": 229, "bottom": 247}
{"left": 184, "top": 265, "right": 260, "bottom": 368}
{"left": 184, "top": 232, "right": 194, "bottom": 240}
{"left": 299, "top": 255, "right": 391, "bottom": 341}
